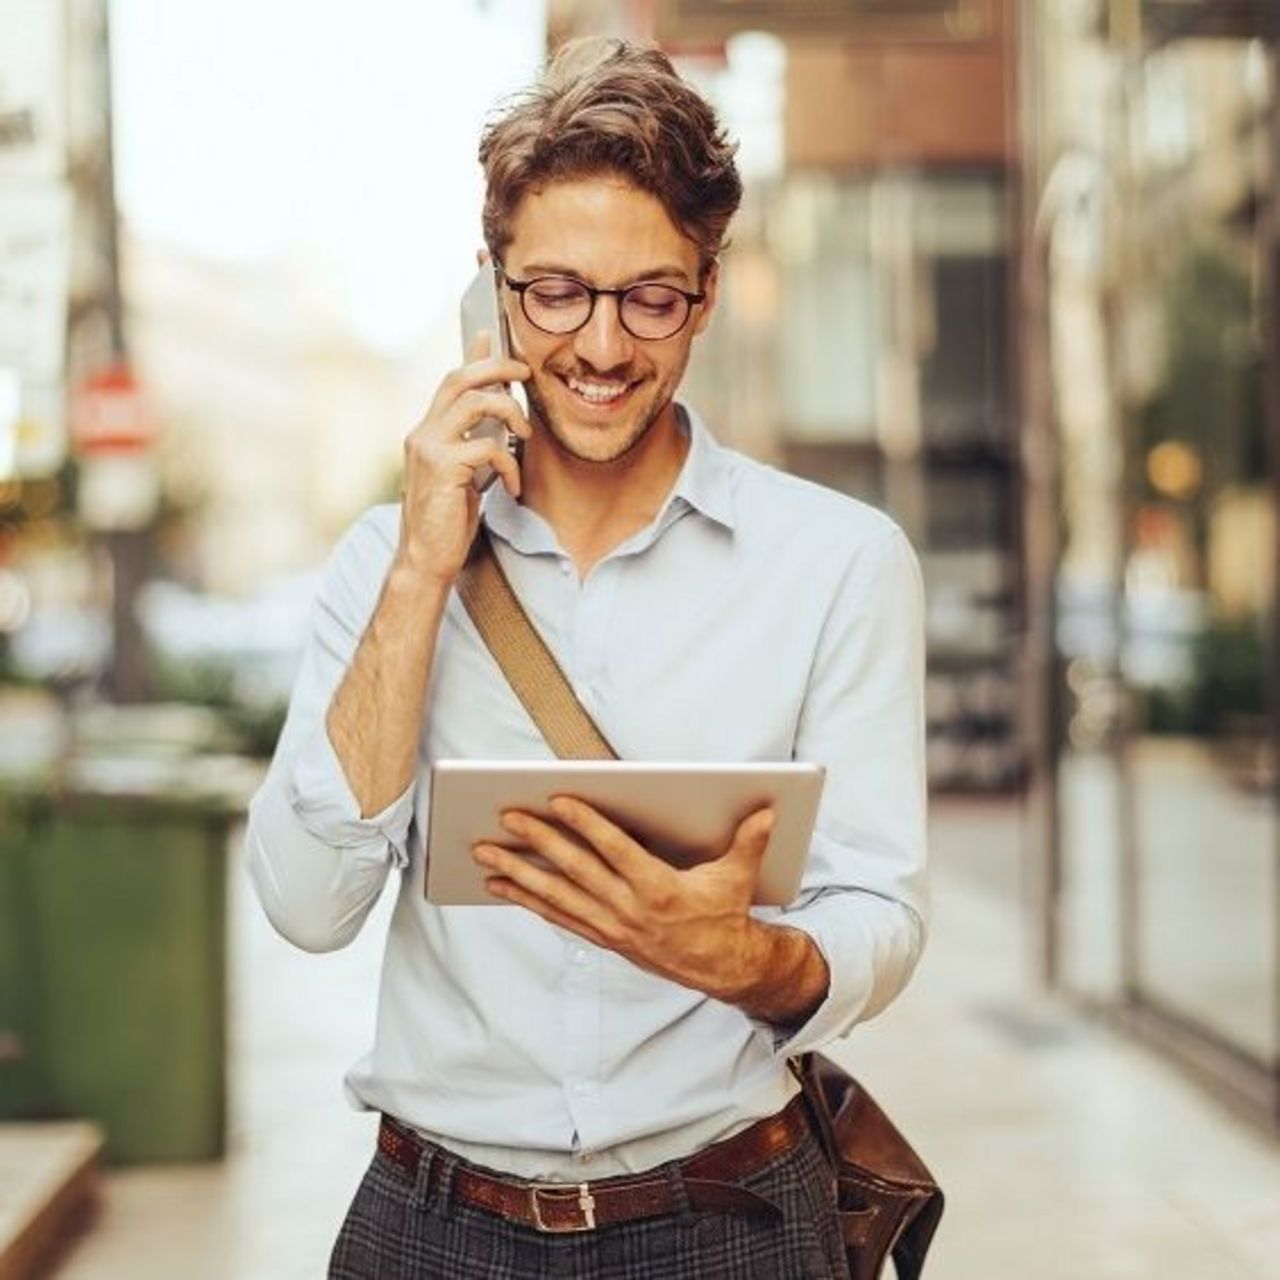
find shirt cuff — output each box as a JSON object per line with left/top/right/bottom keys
{"left": 748, "top": 891, "right": 924, "bottom": 1057}
{"left": 285, "top": 723, "right": 416, "bottom": 867}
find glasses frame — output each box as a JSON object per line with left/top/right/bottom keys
{"left": 495, "top": 262, "right": 707, "bottom": 341}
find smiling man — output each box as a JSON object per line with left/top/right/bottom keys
{"left": 247, "top": 37, "right": 927, "bottom": 1280}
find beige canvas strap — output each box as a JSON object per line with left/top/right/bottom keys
{"left": 455, "top": 529, "right": 618, "bottom": 762}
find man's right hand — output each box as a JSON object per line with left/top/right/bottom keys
{"left": 396, "top": 332, "right": 532, "bottom": 585}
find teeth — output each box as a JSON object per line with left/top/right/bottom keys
{"left": 567, "top": 377, "right": 629, "bottom": 403}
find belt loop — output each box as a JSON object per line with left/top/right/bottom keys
{"left": 408, "top": 1145, "right": 436, "bottom": 1211}
{"left": 433, "top": 1149, "right": 459, "bottom": 1220}
{"left": 664, "top": 1160, "right": 696, "bottom": 1224}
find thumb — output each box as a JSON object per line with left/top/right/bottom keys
{"left": 727, "top": 808, "right": 775, "bottom": 865}
{"left": 465, "top": 328, "right": 492, "bottom": 363}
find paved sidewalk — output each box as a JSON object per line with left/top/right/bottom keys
{"left": 52, "top": 799, "right": 1280, "bottom": 1278}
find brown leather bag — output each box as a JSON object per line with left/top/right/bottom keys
{"left": 457, "top": 529, "right": 944, "bottom": 1278}
{"left": 794, "top": 1053, "right": 944, "bottom": 1280}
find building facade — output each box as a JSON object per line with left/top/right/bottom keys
{"left": 1021, "top": 0, "right": 1279, "bottom": 1126}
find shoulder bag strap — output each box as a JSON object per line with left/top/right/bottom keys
{"left": 454, "top": 528, "right": 618, "bottom": 762}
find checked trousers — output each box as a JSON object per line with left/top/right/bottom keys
{"left": 328, "top": 1121, "right": 851, "bottom": 1279}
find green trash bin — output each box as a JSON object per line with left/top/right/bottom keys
{"left": 0, "top": 704, "right": 262, "bottom": 1165}
{"left": 0, "top": 691, "right": 64, "bottom": 1120}
{"left": 0, "top": 782, "right": 53, "bottom": 1116}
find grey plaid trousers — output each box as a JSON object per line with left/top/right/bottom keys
{"left": 328, "top": 1121, "right": 851, "bottom": 1279}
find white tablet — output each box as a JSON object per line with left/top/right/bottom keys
{"left": 425, "top": 759, "right": 825, "bottom": 907}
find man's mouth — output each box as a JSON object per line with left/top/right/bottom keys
{"left": 558, "top": 373, "right": 638, "bottom": 409}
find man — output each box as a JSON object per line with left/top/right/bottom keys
{"left": 247, "top": 36, "right": 926, "bottom": 1280}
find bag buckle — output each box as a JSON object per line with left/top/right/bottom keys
{"left": 528, "top": 1181, "right": 597, "bottom": 1232}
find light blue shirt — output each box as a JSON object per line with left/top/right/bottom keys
{"left": 246, "top": 406, "right": 928, "bottom": 1181}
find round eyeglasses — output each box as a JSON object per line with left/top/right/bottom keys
{"left": 497, "top": 265, "right": 706, "bottom": 342}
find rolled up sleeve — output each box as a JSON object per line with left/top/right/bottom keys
{"left": 246, "top": 507, "right": 416, "bottom": 953}
{"left": 285, "top": 703, "right": 415, "bottom": 860}
{"left": 760, "top": 524, "right": 928, "bottom": 1056}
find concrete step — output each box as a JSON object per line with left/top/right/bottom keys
{"left": 0, "top": 1123, "right": 103, "bottom": 1280}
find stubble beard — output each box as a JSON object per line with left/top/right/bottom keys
{"left": 524, "top": 365, "right": 681, "bottom": 467}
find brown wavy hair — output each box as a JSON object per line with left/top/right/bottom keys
{"left": 479, "top": 37, "right": 742, "bottom": 279}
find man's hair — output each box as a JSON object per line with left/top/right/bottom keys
{"left": 479, "top": 37, "right": 742, "bottom": 278}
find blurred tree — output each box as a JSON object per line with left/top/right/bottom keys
{"left": 1140, "top": 240, "right": 1264, "bottom": 499}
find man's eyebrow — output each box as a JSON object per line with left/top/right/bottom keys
{"left": 518, "top": 262, "right": 694, "bottom": 287}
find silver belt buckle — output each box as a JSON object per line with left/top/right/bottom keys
{"left": 528, "top": 1181, "right": 598, "bottom": 1232}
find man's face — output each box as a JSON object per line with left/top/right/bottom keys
{"left": 498, "top": 176, "right": 717, "bottom": 466}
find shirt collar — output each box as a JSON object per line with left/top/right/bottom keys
{"left": 481, "top": 401, "right": 737, "bottom": 554}
{"left": 667, "top": 403, "right": 737, "bottom": 533}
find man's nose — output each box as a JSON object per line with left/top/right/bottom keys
{"left": 573, "top": 295, "right": 634, "bottom": 371}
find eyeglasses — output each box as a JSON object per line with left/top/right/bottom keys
{"left": 496, "top": 264, "right": 706, "bottom": 342}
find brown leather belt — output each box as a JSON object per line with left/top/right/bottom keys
{"left": 377, "top": 1094, "right": 811, "bottom": 1234}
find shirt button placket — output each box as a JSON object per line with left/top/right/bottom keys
{"left": 563, "top": 941, "right": 601, "bottom": 1140}
{"left": 574, "top": 562, "right": 616, "bottom": 708}
{"left": 559, "top": 557, "right": 605, "bottom": 1138}
{"left": 558, "top": 556, "right": 585, "bottom": 700}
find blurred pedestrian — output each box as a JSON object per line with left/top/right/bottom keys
{"left": 247, "top": 36, "right": 927, "bottom": 1279}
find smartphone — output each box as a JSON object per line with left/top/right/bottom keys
{"left": 459, "top": 263, "right": 518, "bottom": 493}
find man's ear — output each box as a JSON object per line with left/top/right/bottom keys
{"left": 476, "top": 246, "right": 492, "bottom": 267}
{"left": 692, "top": 261, "right": 720, "bottom": 336}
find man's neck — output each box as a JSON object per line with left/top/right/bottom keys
{"left": 520, "top": 404, "right": 690, "bottom": 577}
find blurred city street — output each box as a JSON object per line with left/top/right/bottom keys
{"left": 40, "top": 798, "right": 1280, "bottom": 1280}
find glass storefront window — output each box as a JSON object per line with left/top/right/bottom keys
{"left": 1048, "top": 16, "right": 1279, "bottom": 1101}
{"left": 1122, "top": 37, "right": 1276, "bottom": 1068}
{"left": 769, "top": 181, "right": 879, "bottom": 439}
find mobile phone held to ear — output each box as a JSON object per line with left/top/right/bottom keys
{"left": 459, "top": 262, "right": 518, "bottom": 493}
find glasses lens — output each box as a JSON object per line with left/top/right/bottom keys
{"left": 621, "top": 284, "right": 690, "bottom": 340}
{"left": 523, "top": 278, "right": 592, "bottom": 334}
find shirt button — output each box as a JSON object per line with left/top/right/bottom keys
{"left": 572, "top": 947, "right": 589, "bottom": 965}
{"left": 572, "top": 1081, "right": 594, "bottom": 1097}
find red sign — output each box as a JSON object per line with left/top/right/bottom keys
{"left": 71, "top": 363, "right": 153, "bottom": 455}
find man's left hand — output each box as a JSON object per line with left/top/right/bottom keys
{"left": 471, "top": 797, "right": 827, "bottom": 1020}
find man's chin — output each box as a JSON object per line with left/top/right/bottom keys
{"left": 547, "top": 419, "right": 647, "bottom": 466}
{"left": 532, "top": 388, "right": 659, "bottom": 465}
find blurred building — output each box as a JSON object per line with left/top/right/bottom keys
{"left": 124, "top": 242, "right": 422, "bottom": 595}
{"left": 0, "top": 0, "right": 143, "bottom": 695}
{"left": 1021, "top": 0, "right": 1280, "bottom": 1129}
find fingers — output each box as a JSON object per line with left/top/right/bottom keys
{"left": 497, "top": 810, "right": 632, "bottom": 907}
{"left": 546, "top": 797, "right": 652, "bottom": 879}
{"left": 435, "top": 360, "right": 532, "bottom": 418}
{"left": 458, "top": 388, "right": 532, "bottom": 441}
{"left": 431, "top": 384, "right": 532, "bottom": 446}
{"left": 404, "top": 415, "right": 521, "bottom": 495}
{"left": 455, "top": 437, "right": 521, "bottom": 498}
{"left": 472, "top": 835, "right": 616, "bottom": 927}
{"left": 408, "top": 387, "right": 529, "bottom": 459}
{"left": 450, "top": 332, "right": 529, "bottom": 398}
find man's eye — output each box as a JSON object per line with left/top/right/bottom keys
{"left": 627, "top": 287, "right": 680, "bottom": 315}
{"left": 529, "top": 281, "right": 586, "bottom": 307}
